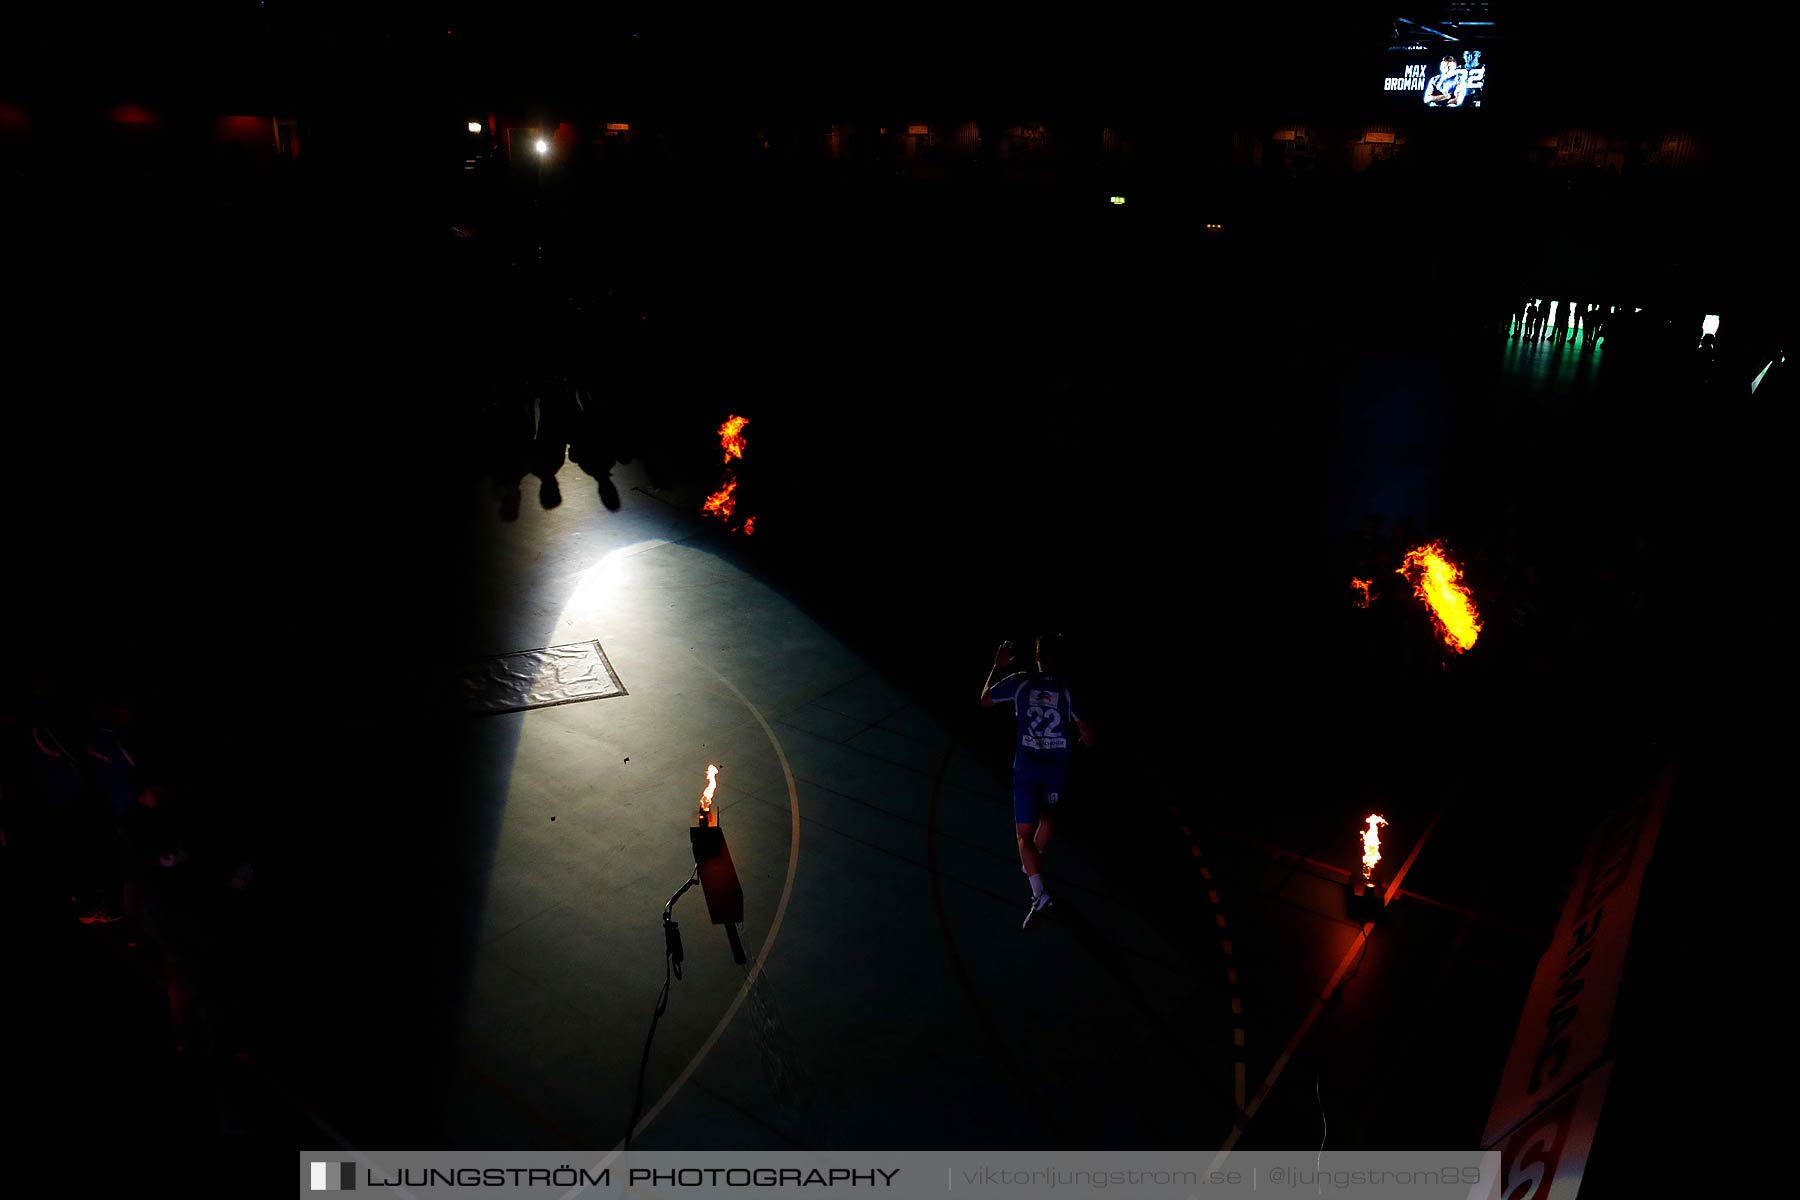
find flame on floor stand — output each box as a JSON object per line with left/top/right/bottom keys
{"left": 699, "top": 762, "right": 719, "bottom": 820}
{"left": 1346, "top": 813, "right": 1388, "bottom": 921}
{"left": 690, "top": 763, "right": 746, "bottom": 963}
{"left": 629, "top": 763, "right": 753, "bottom": 1149}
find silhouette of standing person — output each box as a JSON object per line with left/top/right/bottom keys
{"left": 488, "top": 375, "right": 534, "bottom": 521}
{"left": 1351, "top": 512, "right": 1386, "bottom": 586}
{"left": 529, "top": 372, "right": 573, "bottom": 510}
{"left": 1562, "top": 299, "right": 1579, "bottom": 346}
{"left": 568, "top": 379, "right": 624, "bottom": 511}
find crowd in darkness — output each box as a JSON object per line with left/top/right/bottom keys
{"left": 0, "top": 684, "right": 267, "bottom": 1137}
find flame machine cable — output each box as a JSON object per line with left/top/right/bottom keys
{"left": 624, "top": 867, "right": 700, "bottom": 1152}
{"left": 1316, "top": 1075, "right": 1328, "bottom": 1184}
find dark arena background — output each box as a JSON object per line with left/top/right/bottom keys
{"left": 0, "top": 4, "right": 1779, "bottom": 1196}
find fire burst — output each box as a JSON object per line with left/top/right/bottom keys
{"left": 703, "top": 415, "right": 755, "bottom": 533}
{"left": 1351, "top": 577, "right": 1372, "bottom": 608}
{"left": 719, "top": 415, "right": 749, "bottom": 464}
{"left": 1360, "top": 813, "right": 1387, "bottom": 881}
{"left": 700, "top": 763, "right": 720, "bottom": 816}
{"left": 702, "top": 478, "right": 737, "bottom": 521}
{"left": 1397, "top": 542, "right": 1481, "bottom": 651}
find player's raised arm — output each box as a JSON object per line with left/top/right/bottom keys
{"left": 980, "top": 642, "right": 1014, "bottom": 706}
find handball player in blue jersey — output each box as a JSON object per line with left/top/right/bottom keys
{"left": 1423, "top": 55, "right": 1467, "bottom": 107}
{"left": 980, "top": 634, "right": 1095, "bottom": 929}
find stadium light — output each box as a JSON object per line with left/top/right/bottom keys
{"left": 468, "top": 121, "right": 482, "bottom": 133}
{"left": 535, "top": 138, "right": 549, "bottom": 156}
{"left": 1109, "top": 195, "right": 1126, "bottom": 205}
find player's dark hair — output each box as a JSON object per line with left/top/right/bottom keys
{"left": 1035, "top": 633, "right": 1066, "bottom": 675}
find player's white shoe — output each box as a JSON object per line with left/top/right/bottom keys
{"left": 1022, "top": 893, "right": 1053, "bottom": 930}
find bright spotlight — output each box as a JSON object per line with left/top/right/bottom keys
{"left": 535, "top": 139, "right": 548, "bottom": 155}
{"left": 468, "top": 121, "right": 482, "bottom": 133}
{"left": 1109, "top": 195, "right": 1126, "bottom": 205}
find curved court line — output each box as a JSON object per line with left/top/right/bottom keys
{"left": 565, "top": 652, "right": 802, "bottom": 1193}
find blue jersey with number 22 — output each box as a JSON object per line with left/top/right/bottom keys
{"left": 988, "top": 673, "right": 1081, "bottom": 766}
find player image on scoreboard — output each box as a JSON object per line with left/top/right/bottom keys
{"left": 1385, "top": 48, "right": 1487, "bottom": 106}
{"left": 1424, "top": 49, "right": 1484, "bottom": 106}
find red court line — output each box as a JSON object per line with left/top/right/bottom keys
{"left": 456, "top": 1056, "right": 588, "bottom": 1150}
{"left": 1249, "top": 838, "right": 1504, "bottom": 923}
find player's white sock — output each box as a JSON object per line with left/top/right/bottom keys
{"left": 1028, "top": 873, "right": 1046, "bottom": 899}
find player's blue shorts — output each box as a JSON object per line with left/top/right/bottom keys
{"left": 1013, "top": 756, "right": 1069, "bottom": 825}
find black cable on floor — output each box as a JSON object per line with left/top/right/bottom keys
{"left": 1316, "top": 1074, "right": 1328, "bottom": 1192}
{"left": 624, "top": 952, "right": 673, "bottom": 1151}
{"left": 624, "top": 868, "right": 698, "bottom": 1151}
